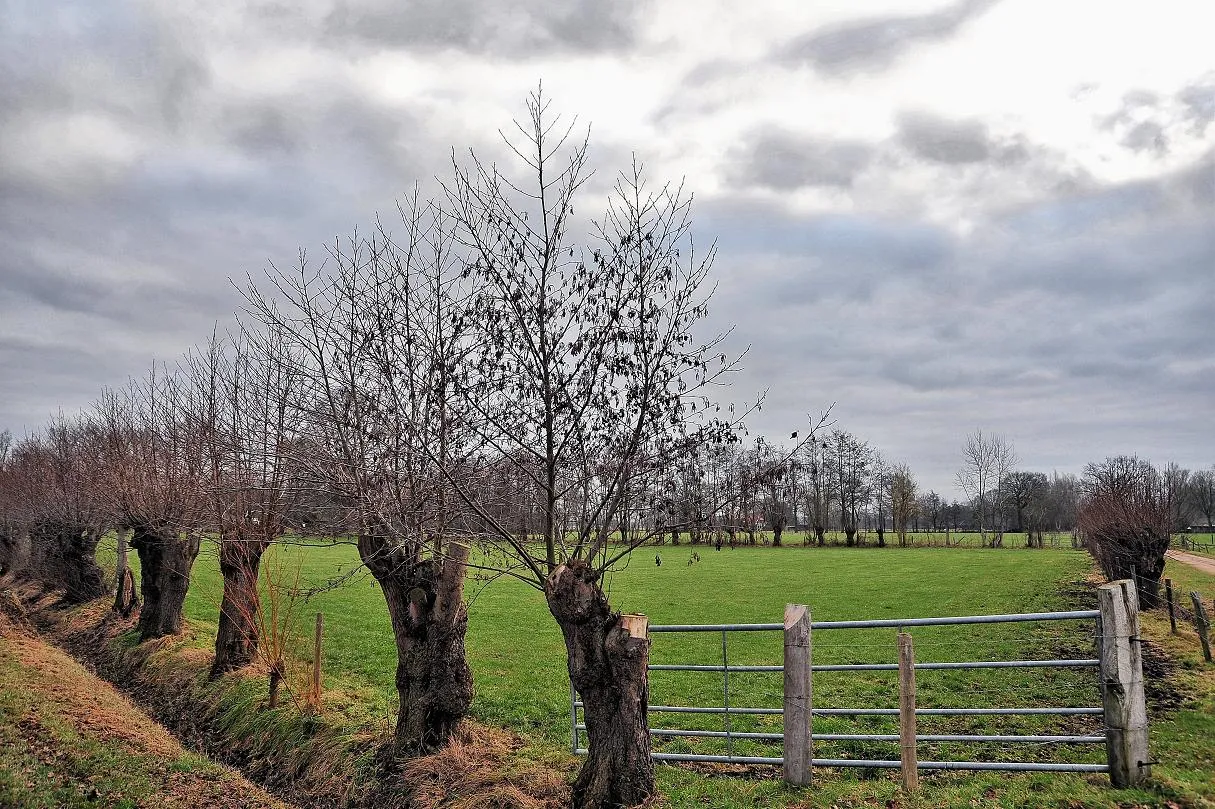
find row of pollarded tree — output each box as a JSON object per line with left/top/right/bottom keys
{"left": 0, "top": 92, "right": 808, "bottom": 809}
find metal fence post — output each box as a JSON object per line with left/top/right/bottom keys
{"left": 897, "top": 632, "right": 919, "bottom": 791}
{"left": 1190, "top": 592, "right": 1212, "bottom": 663}
{"left": 783, "top": 604, "right": 812, "bottom": 786}
{"left": 1098, "top": 579, "right": 1149, "bottom": 787}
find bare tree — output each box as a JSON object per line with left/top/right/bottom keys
{"left": 1163, "top": 463, "right": 1193, "bottom": 533}
{"left": 443, "top": 91, "right": 749, "bottom": 808}
{"left": 1188, "top": 467, "right": 1215, "bottom": 530}
{"left": 243, "top": 194, "right": 477, "bottom": 753}
{"left": 0, "top": 430, "right": 18, "bottom": 578}
{"left": 1003, "top": 471, "right": 1049, "bottom": 546}
{"left": 756, "top": 440, "right": 791, "bottom": 546}
{"left": 870, "top": 452, "right": 890, "bottom": 547}
{"left": 956, "top": 430, "right": 1017, "bottom": 547}
{"left": 182, "top": 327, "right": 304, "bottom": 677}
{"left": 94, "top": 368, "right": 205, "bottom": 640}
{"left": 1079, "top": 455, "right": 1175, "bottom": 608}
{"left": 890, "top": 463, "right": 918, "bottom": 547}
{"left": 1045, "top": 471, "right": 1081, "bottom": 545}
{"left": 800, "top": 432, "right": 833, "bottom": 546}
{"left": 827, "top": 430, "right": 870, "bottom": 546}
{"left": 918, "top": 490, "right": 943, "bottom": 537}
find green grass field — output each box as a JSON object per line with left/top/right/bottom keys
{"left": 93, "top": 538, "right": 1215, "bottom": 808}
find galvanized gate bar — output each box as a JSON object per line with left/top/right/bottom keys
{"left": 649, "top": 664, "right": 783, "bottom": 672}
{"left": 647, "top": 704, "right": 783, "bottom": 715}
{"left": 646, "top": 610, "right": 1099, "bottom": 634}
{"left": 635, "top": 729, "right": 1104, "bottom": 744}
{"left": 814, "top": 707, "right": 1104, "bottom": 716}
{"left": 651, "top": 729, "right": 783, "bottom": 741}
{"left": 649, "top": 659, "right": 1098, "bottom": 673}
{"left": 814, "top": 659, "right": 1099, "bottom": 671}
{"left": 641, "top": 705, "right": 1105, "bottom": 716}
{"left": 812, "top": 759, "right": 1110, "bottom": 773}
{"left": 651, "top": 752, "right": 784, "bottom": 764}
{"left": 810, "top": 609, "right": 1099, "bottom": 630}
{"left": 813, "top": 733, "right": 1105, "bottom": 743}
{"left": 649, "top": 623, "right": 783, "bottom": 632}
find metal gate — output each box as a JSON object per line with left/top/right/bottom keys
{"left": 571, "top": 604, "right": 1127, "bottom": 778}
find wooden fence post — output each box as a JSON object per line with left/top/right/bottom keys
{"left": 1165, "top": 579, "right": 1176, "bottom": 634}
{"left": 1191, "top": 593, "right": 1212, "bottom": 664}
{"left": 311, "top": 612, "right": 324, "bottom": 710}
{"left": 1098, "top": 579, "right": 1149, "bottom": 787}
{"left": 897, "top": 632, "right": 918, "bottom": 791}
{"left": 783, "top": 604, "right": 812, "bottom": 786}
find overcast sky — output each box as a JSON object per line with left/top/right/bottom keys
{"left": 2, "top": 0, "right": 1212, "bottom": 497}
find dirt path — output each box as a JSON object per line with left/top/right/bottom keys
{"left": 0, "top": 612, "right": 297, "bottom": 809}
{"left": 1165, "top": 549, "right": 1215, "bottom": 576}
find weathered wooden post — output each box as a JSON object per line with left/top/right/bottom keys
{"left": 897, "top": 632, "right": 919, "bottom": 791}
{"left": 1098, "top": 579, "right": 1149, "bottom": 787}
{"left": 783, "top": 604, "right": 812, "bottom": 786}
{"left": 1191, "top": 593, "right": 1212, "bottom": 663}
{"left": 1165, "top": 579, "right": 1177, "bottom": 634}
{"left": 311, "top": 612, "right": 324, "bottom": 710}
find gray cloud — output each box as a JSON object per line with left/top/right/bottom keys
{"left": 322, "top": 0, "right": 640, "bottom": 57}
{"left": 1179, "top": 78, "right": 1215, "bottom": 136}
{"left": 776, "top": 0, "right": 1000, "bottom": 76}
{"left": 1119, "top": 120, "right": 1169, "bottom": 155}
{"left": 1096, "top": 79, "right": 1215, "bottom": 157}
{"left": 696, "top": 152, "right": 1215, "bottom": 493}
{"left": 0, "top": 0, "right": 1211, "bottom": 498}
{"left": 725, "top": 130, "right": 875, "bottom": 190}
{"left": 896, "top": 110, "right": 1027, "bottom": 166}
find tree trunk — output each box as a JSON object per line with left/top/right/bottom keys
{"left": 814, "top": 525, "right": 825, "bottom": 547}
{"left": 876, "top": 527, "right": 886, "bottom": 548}
{"left": 111, "top": 528, "right": 138, "bottom": 615}
{"left": 268, "top": 665, "right": 283, "bottom": 709}
{"left": 0, "top": 523, "right": 27, "bottom": 580}
{"left": 546, "top": 561, "right": 653, "bottom": 809}
{"left": 360, "top": 535, "right": 473, "bottom": 754}
{"left": 130, "top": 524, "right": 202, "bottom": 641}
{"left": 844, "top": 522, "right": 856, "bottom": 546}
{"left": 54, "top": 525, "right": 107, "bottom": 604}
{"left": 1130, "top": 556, "right": 1165, "bottom": 610}
{"left": 0, "top": 527, "right": 31, "bottom": 583}
{"left": 772, "top": 525, "right": 783, "bottom": 547}
{"left": 212, "top": 532, "right": 273, "bottom": 677}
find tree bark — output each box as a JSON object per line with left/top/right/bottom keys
{"left": 211, "top": 531, "right": 273, "bottom": 677}
{"left": 814, "top": 525, "right": 825, "bottom": 546}
{"left": 111, "top": 528, "right": 138, "bottom": 615}
{"left": 359, "top": 535, "right": 474, "bottom": 754}
{"left": 546, "top": 561, "right": 653, "bottom": 809}
{"left": 0, "top": 525, "right": 32, "bottom": 584}
{"left": 772, "top": 525, "right": 783, "bottom": 547}
{"left": 52, "top": 525, "right": 107, "bottom": 604}
{"left": 130, "top": 524, "right": 202, "bottom": 641}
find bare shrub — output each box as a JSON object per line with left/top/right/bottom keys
{"left": 1078, "top": 455, "right": 1174, "bottom": 608}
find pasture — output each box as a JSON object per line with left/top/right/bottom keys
{"left": 95, "top": 538, "right": 1215, "bottom": 807}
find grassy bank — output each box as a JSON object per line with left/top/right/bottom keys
{"left": 0, "top": 610, "right": 291, "bottom": 809}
